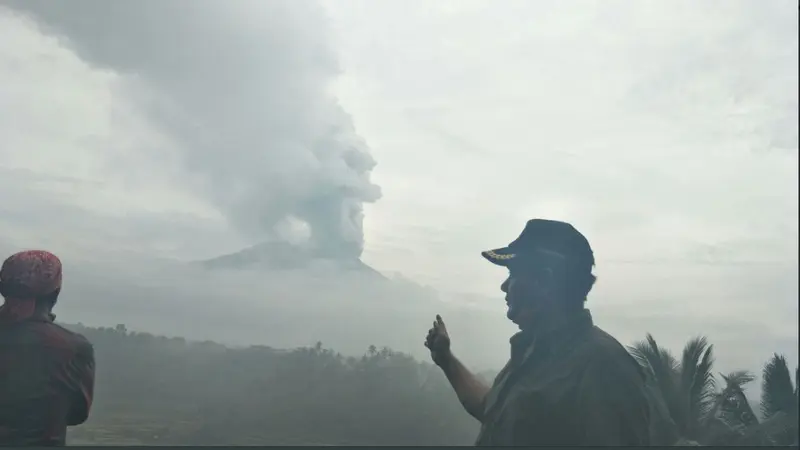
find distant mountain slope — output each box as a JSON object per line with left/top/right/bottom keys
{"left": 200, "top": 241, "right": 386, "bottom": 280}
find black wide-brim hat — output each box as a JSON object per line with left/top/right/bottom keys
{"left": 481, "top": 219, "right": 595, "bottom": 270}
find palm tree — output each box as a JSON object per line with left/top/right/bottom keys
{"left": 631, "top": 335, "right": 799, "bottom": 446}
{"left": 715, "top": 370, "right": 758, "bottom": 426}
{"left": 706, "top": 370, "right": 760, "bottom": 444}
{"left": 760, "top": 354, "right": 798, "bottom": 443}
{"left": 727, "top": 354, "right": 799, "bottom": 446}
{"left": 628, "top": 334, "right": 749, "bottom": 445}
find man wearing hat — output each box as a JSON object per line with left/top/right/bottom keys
{"left": 425, "top": 219, "right": 650, "bottom": 446}
{"left": 0, "top": 250, "right": 95, "bottom": 446}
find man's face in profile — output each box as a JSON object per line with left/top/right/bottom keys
{"left": 501, "top": 269, "right": 547, "bottom": 328}
{"left": 500, "top": 258, "right": 558, "bottom": 329}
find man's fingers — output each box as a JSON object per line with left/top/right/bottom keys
{"left": 426, "top": 317, "right": 448, "bottom": 354}
{"left": 425, "top": 336, "right": 441, "bottom": 350}
{"left": 435, "top": 314, "right": 446, "bottom": 331}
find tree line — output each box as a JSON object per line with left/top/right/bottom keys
{"left": 63, "top": 323, "right": 797, "bottom": 446}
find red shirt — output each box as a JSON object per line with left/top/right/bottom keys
{"left": 0, "top": 314, "right": 95, "bottom": 446}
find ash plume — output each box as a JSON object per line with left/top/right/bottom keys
{"left": 2, "top": 0, "right": 381, "bottom": 258}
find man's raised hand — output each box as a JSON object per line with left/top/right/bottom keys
{"left": 424, "top": 314, "right": 452, "bottom": 367}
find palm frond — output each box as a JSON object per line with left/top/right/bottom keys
{"left": 679, "top": 336, "right": 717, "bottom": 436}
{"left": 761, "top": 354, "right": 796, "bottom": 419}
{"left": 722, "top": 370, "right": 756, "bottom": 387}
{"left": 628, "top": 335, "right": 800, "bottom": 446}
{"left": 628, "top": 334, "right": 679, "bottom": 387}
{"left": 629, "top": 334, "right": 686, "bottom": 438}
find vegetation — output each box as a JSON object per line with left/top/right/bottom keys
{"left": 64, "top": 323, "right": 478, "bottom": 446}
{"left": 630, "top": 334, "right": 798, "bottom": 446}
{"left": 63, "top": 323, "right": 797, "bottom": 446}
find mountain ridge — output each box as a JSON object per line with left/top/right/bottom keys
{"left": 200, "top": 241, "right": 386, "bottom": 280}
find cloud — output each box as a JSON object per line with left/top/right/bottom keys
{"left": 1, "top": 0, "right": 381, "bottom": 259}
{"left": 326, "top": 0, "right": 798, "bottom": 282}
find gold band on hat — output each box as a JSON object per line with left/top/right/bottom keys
{"left": 484, "top": 250, "right": 515, "bottom": 260}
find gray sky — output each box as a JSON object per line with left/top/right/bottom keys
{"left": 0, "top": 0, "right": 797, "bottom": 388}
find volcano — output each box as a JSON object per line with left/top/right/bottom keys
{"left": 200, "top": 241, "right": 386, "bottom": 280}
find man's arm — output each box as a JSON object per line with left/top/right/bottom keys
{"left": 425, "top": 315, "right": 491, "bottom": 422}
{"left": 439, "top": 352, "right": 491, "bottom": 422}
{"left": 66, "top": 338, "right": 95, "bottom": 426}
{"left": 577, "top": 357, "right": 651, "bottom": 446}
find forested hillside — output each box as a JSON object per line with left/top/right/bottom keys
{"left": 64, "top": 323, "right": 481, "bottom": 446}
{"left": 63, "top": 323, "right": 797, "bottom": 446}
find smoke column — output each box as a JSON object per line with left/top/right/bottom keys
{"left": 1, "top": 0, "right": 381, "bottom": 258}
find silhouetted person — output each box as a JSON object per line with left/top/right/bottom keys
{"left": 0, "top": 250, "right": 95, "bottom": 446}
{"left": 425, "top": 219, "right": 650, "bottom": 446}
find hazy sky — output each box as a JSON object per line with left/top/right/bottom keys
{"left": 0, "top": 0, "right": 797, "bottom": 382}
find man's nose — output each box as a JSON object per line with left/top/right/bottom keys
{"left": 500, "top": 278, "right": 509, "bottom": 293}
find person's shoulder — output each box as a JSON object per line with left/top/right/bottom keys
{"left": 40, "top": 322, "right": 94, "bottom": 355}
{"left": 56, "top": 324, "right": 93, "bottom": 353}
{"left": 583, "top": 325, "right": 630, "bottom": 354}
{"left": 582, "top": 325, "right": 644, "bottom": 380}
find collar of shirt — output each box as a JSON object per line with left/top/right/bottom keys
{"left": 0, "top": 299, "right": 56, "bottom": 324}
{"left": 508, "top": 309, "right": 594, "bottom": 363}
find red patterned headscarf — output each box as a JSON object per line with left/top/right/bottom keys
{"left": 0, "top": 250, "right": 63, "bottom": 321}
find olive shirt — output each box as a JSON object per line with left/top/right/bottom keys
{"left": 475, "top": 310, "right": 650, "bottom": 446}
